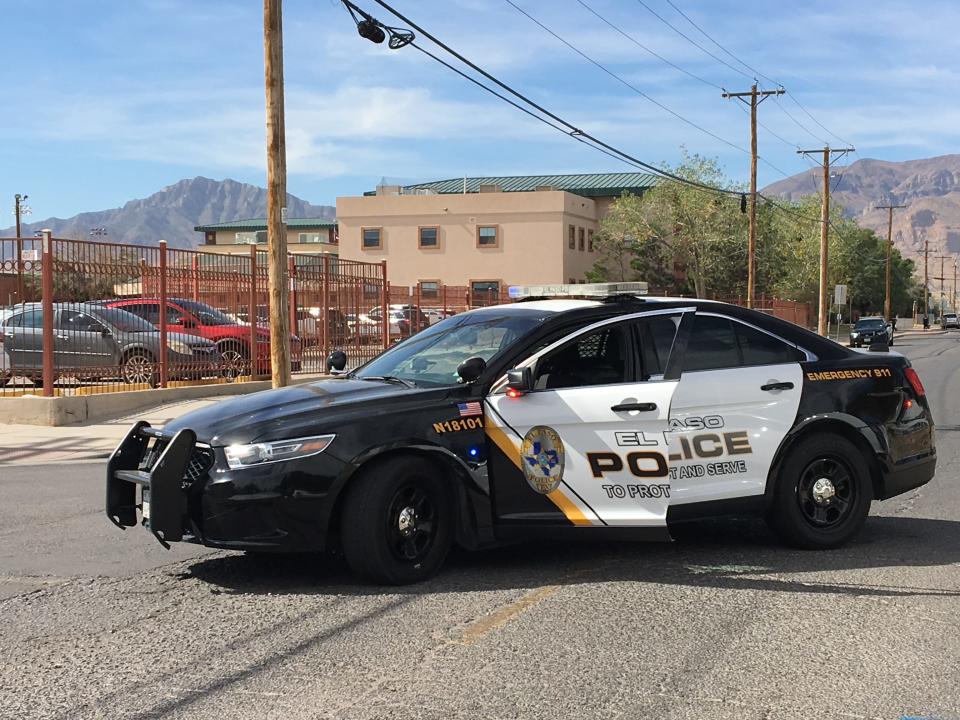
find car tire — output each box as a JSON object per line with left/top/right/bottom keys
{"left": 767, "top": 434, "right": 872, "bottom": 549}
{"left": 122, "top": 351, "right": 158, "bottom": 387}
{"left": 218, "top": 342, "right": 248, "bottom": 380}
{"left": 340, "top": 455, "right": 453, "bottom": 585}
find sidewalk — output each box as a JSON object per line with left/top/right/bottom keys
{"left": 0, "top": 396, "right": 224, "bottom": 466}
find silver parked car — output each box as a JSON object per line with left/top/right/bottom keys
{"left": 0, "top": 302, "right": 221, "bottom": 386}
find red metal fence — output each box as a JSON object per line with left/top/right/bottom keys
{"left": 0, "top": 236, "right": 387, "bottom": 396}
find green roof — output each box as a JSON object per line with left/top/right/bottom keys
{"left": 194, "top": 217, "right": 336, "bottom": 232}
{"left": 367, "top": 172, "right": 660, "bottom": 198}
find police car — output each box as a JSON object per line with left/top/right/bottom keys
{"left": 106, "top": 283, "right": 936, "bottom": 584}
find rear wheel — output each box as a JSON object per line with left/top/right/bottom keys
{"left": 340, "top": 456, "right": 452, "bottom": 584}
{"left": 767, "top": 434, "right": 872, "bottom": 549}
{"left": 122, "top": 351, "right": 157, "bottom": 386}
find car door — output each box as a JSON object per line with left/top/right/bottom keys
{"left": 667, "top": 312, "right": 806, "bottom": 507}
{"left": 56, "top": 309, "right": 118, "bottom": 370}
{"left": 2, "top": 308, "right": 43, "bottom": 374}
{"left": 485, "top": 308, "right": 692, "bottom": 529}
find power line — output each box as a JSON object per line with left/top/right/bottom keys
{"left": 354, "top": 0, "right": 744, "bottom": 198}
{"left": 632, "top": 0, "right": 754, "bottom": 82}
{"left": 663, "top": 0, "right": 777, "bottom": 85}
{"left": 573, "top": 0, "right": 722, "bottom": 91}
{"left": 502, "top": 0, "right": 754, "bottom": 158}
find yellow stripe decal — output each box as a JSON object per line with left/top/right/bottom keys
{"left": 485, "top": 415, "right": 595, "bottom": 527}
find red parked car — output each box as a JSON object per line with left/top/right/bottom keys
{"left": 99, "top": 298, "right": 302, "bottom": 375}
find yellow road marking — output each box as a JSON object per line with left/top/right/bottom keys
{"left": 453, "top": 585, "right": 561, "bottom": 645}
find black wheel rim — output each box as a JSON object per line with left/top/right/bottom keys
{"left": 796, "top": 456, "right": 856, "bottom": 528}
{"left": 385, "top": 480, "right": 438, "bottom": 563}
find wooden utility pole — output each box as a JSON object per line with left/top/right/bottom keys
{"left": 876, "top": 204, "right": 906, "bottom": 322}
{"left": 722, "top": 85, "right": 783, "bottom": 308}
{"left": 934, "top": 254, "right": 950, "bottom": 319}
{"left": 798, "top": 146, "right": 855, "bottom": 335}
{"left": 14, "top": 193, "right": 26, "bottom": 302}
{"left": 923, "top": 234, "right": 929, "bottom": 324}
{"left": 263, "top": 0, "right": 291, "bottom": 387}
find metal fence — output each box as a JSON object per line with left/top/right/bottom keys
{"left": 0, "top": 236, "right": 388, "bottom": 397}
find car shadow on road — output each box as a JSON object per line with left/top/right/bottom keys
{"left": 181, "top": 513, "right": 960, "bottom": 599}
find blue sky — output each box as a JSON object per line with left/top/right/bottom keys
{"left": 3, "top": 0, "right": 960, "bottom": 221}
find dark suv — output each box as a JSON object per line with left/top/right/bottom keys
{"left": 100, "top": 298, "right": 302, "bottom": 375}
{"left": 849, "top": 317, "right": 893, "bottom": 348}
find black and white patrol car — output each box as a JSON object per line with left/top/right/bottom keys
{"left": 106, "top": 283, "right": 936, "bottom": 584}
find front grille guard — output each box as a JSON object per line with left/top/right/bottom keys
{"left": 105, "top": 421, "right": 200, "bottom": 548}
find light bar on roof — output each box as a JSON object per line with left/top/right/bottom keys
{"left": 508, "top": 282, "right": 649, "bottom": 299}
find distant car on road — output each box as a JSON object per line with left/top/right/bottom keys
{"left": 849, "top": 316, "right": 893, "bottom": 348}
{"left": 941, "top": 313, "right": 959, "bottom": 329}
{"left": 0, "top": 303, "right": 219, "bottom": 386}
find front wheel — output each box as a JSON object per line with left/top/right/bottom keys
{"left": 767, "top": 434, "right": 873, "bottom": 549}
{"left": 340, "top": 456, "right": 452, "bottom": 584}
{"left": 122, "top": 352, "right": 158, "bottom": 386}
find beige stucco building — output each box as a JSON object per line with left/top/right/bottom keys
{"left": 194, "top": 218, "right": 338, "bottom": 256}
{"left": 335, "top": 173, "right": 658, "bottom": 299}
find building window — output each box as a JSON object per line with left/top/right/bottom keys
{"left": 362, "top": 227, "right": 382, "bottom": 249}
{"left": 419, "top": 226, "right": 439, "bottom": 248}
{"left": 235, "top": 232, "right": 262, "bottom": 245}
{"left": 578, "top": 227, "right": 585, "bottom": 251}
{"left": 256, "top": 230, "right": 268, "bottom": 244}
{"left": 471, "top": 280, "right": 500, "bottom": 306}
{"left": 568, "top": 224, "right": 576, "bottom": 249}
{"left": 477, "top": 225, "right": 499, "bottom": 248}
{"left": 205, "top": 231, "right": 216, "bottom": 245}
{"left": 419, "top": 280, "right": 440, "bottom": 299}
{"left": 588, "top": 229, "right": 594, "bottom": 252}
{"left": 298, "top": 232, "right": 326, "bottom": 244}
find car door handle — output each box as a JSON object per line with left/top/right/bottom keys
{"left": 611, "top": 402, "right": 657, "bottom": 412}
{"left": 760, "top": 381, "right": 794, "bottom": 392}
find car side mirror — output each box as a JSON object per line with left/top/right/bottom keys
{"left": 457, "top": 356, "right": 486, "bottom": 383}
{"left": 505, "top": 367, "right": 533, "bottom": 396}
{"left": 326, "top": 350, "right": 347, "bottom": 373}
{"left": 101, "top": 327, "right": 112, "bottom": 337}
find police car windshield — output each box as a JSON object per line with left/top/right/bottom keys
{"left": 353, "top": 310, "right": 546, "bottom": 387}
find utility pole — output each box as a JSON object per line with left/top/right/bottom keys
{"left": 263, "top": 0, "right": 291, "bottom": 387}
{"left": 798, "top": 146, "right": 855, "bottom": 335}
{"left": 13, "top": 193, "right": 28, "bottom": 302}
{"left": 953, "top": 259, "right": 957, "bottom": 311}
{"left": 934, "top": 254, "right": 950, "bottom": 319}
{"left": 923, "top": 234, "right": 929, "bottom": 326}
{"left": 722, "top": 84, "right": 783, "bottom": 309}
{"left": 876, "top": 203, "right": 906, "bottom": 321}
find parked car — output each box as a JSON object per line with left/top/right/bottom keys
{"left": 849, "top": 316, "right": 893, "bottom": 348}
{"left": 0, "top": 303, "right": 220, "bottom": 386}
{"left": 345, "top": 313, "right": 382, "bottom": 344}
{"left": 368, "top": 304, "right": 429, "bottom": 338}
{"left": 295, "top": 307, "right": 351, "bottom": 347}
{"left": 97, "top": 298, "right": 302, "bottom": 375}
{"left": 940, "top": 313, "right": 959, "bottom": 329}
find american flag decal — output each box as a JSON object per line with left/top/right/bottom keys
{"left": 458, "top": 401, "right": 482, "bottom": 417}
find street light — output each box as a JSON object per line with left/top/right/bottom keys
{"left": 13, "top": 194, "right": 31, "bottom": 301}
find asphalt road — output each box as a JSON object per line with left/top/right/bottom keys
{"left": 1, "top": 333, "right": 958, "bottom": 719}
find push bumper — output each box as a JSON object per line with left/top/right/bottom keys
{"left": 105, "top": 421, "right": 197, "bottom": 548}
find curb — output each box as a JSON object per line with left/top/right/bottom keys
{"left": 0, "top": 373, "right": 328, "bottom": 427}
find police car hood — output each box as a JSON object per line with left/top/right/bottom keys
{"left": 163, "top": 378, "right": 409, "bottom": 446}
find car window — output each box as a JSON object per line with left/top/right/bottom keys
{"left": 735, "top": 322, "right": 804, "bottom": 365}
{"left": 634, "top": 315, "right": 680, "bottom": 379}
{"left": 683, "top": 315, "right": 741, "bottom": 372}
{"left": 121, "top": 302, "right": 160, "bottom": 325}
{"left": 59, "top": 310, "right": 105, "bottom": 333}
{"left": 855, "top": 318, "right": 885, "bottom": 329}
{"left": 534, "top": 325, "right": 629, "bottom": 390}
{"left": 8, "top": 308, "right": 43, "bottom": 328}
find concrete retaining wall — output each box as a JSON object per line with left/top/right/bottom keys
{"left": 0, "top": 375, "right": 327, "bottom": 426}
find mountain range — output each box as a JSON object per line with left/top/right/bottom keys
{"left": 763, "top": 154, "right": 960, "bottom": 263}
{"left": 1, "top": 177, "right": 335, "bottom": 249}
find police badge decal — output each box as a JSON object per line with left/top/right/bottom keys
{"left": 520, "top": 426, "right": 565, "bottom": 494}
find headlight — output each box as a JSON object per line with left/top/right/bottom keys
{"left": 850, "top": 332, "right": 859, "bottom": 337}
{"left": 224, "top": 434, "right": 335, "bottom": 469}
{"left": 167, "top": 340, "right": 192, "bottom": 354}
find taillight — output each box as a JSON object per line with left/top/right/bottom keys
{"left": 904, "top": 367, "right": 926, "bottom": 397}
